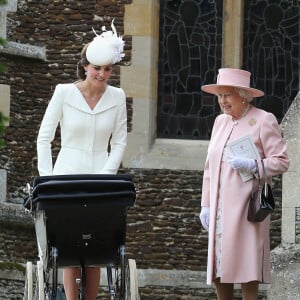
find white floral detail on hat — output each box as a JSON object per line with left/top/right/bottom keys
{"left": 86, "top": 19, "right": 125, "bottom": 66}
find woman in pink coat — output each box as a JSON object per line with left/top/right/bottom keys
{"left": 199, "top": 68, "right": 289, "bottom": 300}
{"left": 37, "top": 21, "right": 126, "bottom": 300}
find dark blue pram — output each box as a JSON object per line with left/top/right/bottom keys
{"left": 23, "top": 174, "right": 138, "bottom": 300}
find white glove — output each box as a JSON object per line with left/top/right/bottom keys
{"left": 227, "top": 156, "right": 256, "bottom": 172}
{"left": 199, "top": 206, "right": 210, "bottom": 231}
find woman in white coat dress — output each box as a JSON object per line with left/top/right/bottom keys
{"left": 37, "top": 21, "right": 127, "bottom": 300}
{"left": 199, "top": 68, "right": 289, "bottom": 300}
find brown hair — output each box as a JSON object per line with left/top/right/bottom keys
{"left": 76, "top": 43, "right": 90, "bottom": 80}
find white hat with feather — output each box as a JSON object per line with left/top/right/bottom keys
{"left": 86, "top": 19, "right": 125, "bottom": 66}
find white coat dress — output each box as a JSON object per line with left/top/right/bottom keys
{"left": 37, "top": 83, "right": 127, "bottom": 175}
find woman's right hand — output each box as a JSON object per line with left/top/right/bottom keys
{"left": 199, "top": 206, "right": 210, "bottom": 231}
{"left": 227, "top": 156, "right": 257, "bottom": 172}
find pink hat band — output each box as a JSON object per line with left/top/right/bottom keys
{"left": 201, "top": 68, "right": 264, "bottom": 98}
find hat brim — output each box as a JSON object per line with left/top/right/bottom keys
{"left": 201, "top": 84, "right": 264, "bottom": 98}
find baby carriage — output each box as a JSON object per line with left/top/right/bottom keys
{"left": 23, "top": 174, "right": 138, "bottom": 300}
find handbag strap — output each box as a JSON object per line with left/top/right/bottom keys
{"left": 255, "top": 159, "right": 260, "bottom": 181}
{"left": 261, "top": 159, "right": 269, "bottom": 198}
{"left": 261, "top": 159, "right": 267, "bottom": 182}
{"left": 251, "top": 160, "right": 260, "bottom": 196}
{"left": 251, "top": 159, "right": 269, "bottom": 198}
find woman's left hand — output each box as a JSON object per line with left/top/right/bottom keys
{"left": 199, "top": 206, "right": 210, "bottom": 231}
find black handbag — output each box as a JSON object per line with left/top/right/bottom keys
{"left": 247, "top": 159, "right": 275, "bottom": 222}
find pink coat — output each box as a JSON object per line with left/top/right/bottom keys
{"left": 201, "top": 105, "right": 289, "bottom": 285}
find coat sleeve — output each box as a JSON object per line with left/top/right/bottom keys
{"left": 37, "top": 84, "right": 63, "bottom": 175}
{"left": 201, "top": 115, "right": 220, "bottom": 207}
{"left": 201, "top": 157, "right": 210, "bottom": 207}
{"left": 101, "top": 88, "right": 127, "bottom": 174}
{"left": 258, "top": 112, "right": 289, "bottom": 177}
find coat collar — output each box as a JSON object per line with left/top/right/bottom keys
{"left": 65, "top": 84, "right": 117, "bottom": 114}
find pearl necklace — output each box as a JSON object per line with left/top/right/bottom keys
{"left": 232, "top": 104, "right": 250, "bottom": 123}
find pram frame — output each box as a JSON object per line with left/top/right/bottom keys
{"left": 23, "top": 174, "right": 139, "bottom": 300}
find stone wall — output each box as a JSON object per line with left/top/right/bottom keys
{"left": 297, "top": 208, "right": 300, "bottom": 244}
{"left": 0, "top": 278, "right": 24, "bottom": 300}
{"left": 281, "top": 91, "right": 300, "bottom": 245}
{"left": 266, "top": 93, "right": 300, "bottom": 300}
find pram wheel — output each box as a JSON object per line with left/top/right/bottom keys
{"left": 106, "top": 259, "right": 139, "bottom": 300}
{"left": 34, "top": 260, "right": 44, "bottom": 300}
{"left": 47, "top": 247, "right": 58, "bottom": 299}
{"left": 23, "top": 261, "right": 33, "bottom": 300}
{"left": 125, "top": 259, "right": 139, "bottom": 300}
{"left": 107, "top": 245, "right": 139, "bottom": 300}
{"left": 23, "top": 260, "right": 45, "bottom": 300}
{"left": 25, "top": 254, "right": 139, "bottom": 300}
{"left": 32, "top": 259, "right": 57, "bottom": 300}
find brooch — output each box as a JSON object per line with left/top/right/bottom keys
{"left": 248, "top": 118, "right": 257, "bottom": 126}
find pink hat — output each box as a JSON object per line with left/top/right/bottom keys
{"left": 201, "top": 68, "right": 264, "bottom": 98}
